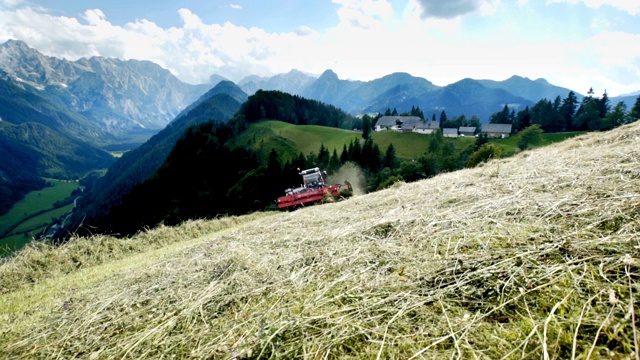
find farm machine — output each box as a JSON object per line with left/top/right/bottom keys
{"left": 276, "top": 167, "right": 345, "bottom": 209}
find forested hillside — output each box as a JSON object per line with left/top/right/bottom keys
{"left": 66, "top": 82, "right": 247, "bottom": 238}
{"left": 0, "top": 75, "right": 114, "bottom": 215}
{"left": 240, "top": 89, "right": 360, "bottom": 129}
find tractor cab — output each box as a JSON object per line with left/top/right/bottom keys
{"left": 300, "top": 167, "right": 326, "bottom": 189}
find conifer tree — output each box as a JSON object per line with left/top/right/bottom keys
{"left": 598, "top": 90, "right": 610, "bottom": 119}
{"left": 439, "top": 110, "right": 447, "bottom": 128}
{"left": 340, "top": 144, "right": 349, "bottom": 164}
{"left": 629, "top": 96, "right": 640, "bottom": 123}
{"left": 317, "top": 143, "right": 330, "bottom": 169}
{"left": 384, "top": 143, "right": 398, "bottom": 169}
{"left": 329, "top": 149, "right": 340, "bottom": 172}
{"left": 362, "top": 115, "right": 371, "bottom": 139}
{"left": 560, "top": 91, "right": 578, "bottom": 130}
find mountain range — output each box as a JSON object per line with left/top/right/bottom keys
{"left": 1, "top": 38, "right": 638, "bottom": 219}
{"left": 235, "top": 69, "right": 582, "bottom": 120}
{"left": 0, "top": 40, "right": 209, "bottom": 144}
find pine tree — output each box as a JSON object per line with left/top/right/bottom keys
{"left": 602, "top": 102, "right": 627, "bottom": 130}
{"left": 351, "top": 138, "right": 362, "bottom": 163}
{"left": 384, "top": 143, "right": 398, "bottom": 169}
{"left": 329, "top": 149, "right": 340, "bottom": 172}
{"left": 362, "top": 115, "right": 371, "bottom": 139}
{"left": 515, "top": 106, "right": 531, "bottom": 131}
{"left": 598, "top": 90, "right": 610, "bottom": 119}
{"left": 439, "top": 110, "right": 447, "bottom": 128}
{"left": 317, "top": 143, "right": 330, "bottom": 169}
{"left": 560, "top": 91, "right": 578, "bottom": 130}
{"left": 369, "top": 142, "right": 383, "bottom": 173}
{"left": 340, "top": 144, "right": 349, "bottom": 164}
{"left": 629, "top": 96, "right": 640, "bottom": 123}
{"left": 490, "top": 105, "right": 511, "bottom": 124}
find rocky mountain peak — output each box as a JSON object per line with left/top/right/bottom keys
{"left": 318, "top": 69, "right": 339, "bottom": 81}
{"left": 0, "top": 39, "right": 209, "bottom": 138}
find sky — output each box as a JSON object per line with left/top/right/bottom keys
{"left": 0, "top": 0, "right": 638, "bottom": 96}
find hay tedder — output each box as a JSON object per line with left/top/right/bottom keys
{"left": 276, "top": 167, "right": 345, "bottom": 209}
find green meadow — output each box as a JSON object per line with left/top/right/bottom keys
{"left": 0, "top": 179, "right": 81, "bottom": 256}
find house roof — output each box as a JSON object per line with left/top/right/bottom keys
{"left": 482, "top": 123, "right": 512, "bottom": 134}
{"left": 413, "top": 120, "right": 439, "bottom": 130}
{"left": 376, "top": 116, "right": 422, "bottom": 127}
{"left": 443, "top": 128, "right": 458, "bottom": 135}
{"left": 375, "top": 116, "right": 439, "bottom": 131}
{"left": 459, "top": 127, "right": 477, "bottom": 133}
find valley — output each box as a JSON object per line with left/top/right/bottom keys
{"left": 0, "top": 179, "right": 81, "bottom": 256}
{"left": 1, "top": 121, "right": 638, "bottom": 358}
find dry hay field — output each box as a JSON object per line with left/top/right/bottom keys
{"left": 1, "top": 122, "right": 639, "bottom": 359}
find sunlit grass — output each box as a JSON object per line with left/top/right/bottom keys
{"left": 1, "top": 124, "right": 637, "bottom": 358}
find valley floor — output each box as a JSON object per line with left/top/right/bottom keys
{"left": 1, "top": 122, "right": 639, "bottom": 358}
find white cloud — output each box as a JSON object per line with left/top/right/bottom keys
{"left": 416, "top": 0, "right": 484, "bottom": 19}
{"left": 229, "top": 4, "right": 242, "bottom": 10}
{"left": 546, "top": 0, "right": 640, "bottom": 15}
{"left": 0, "top": 2, "right": 638, "bottom": 95}
{"left": 0, "top": 0, "right": 24, "bottom": 7}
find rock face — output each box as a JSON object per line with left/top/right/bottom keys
{"left": 0, "top": 39, "right": 208, "bottom": 137}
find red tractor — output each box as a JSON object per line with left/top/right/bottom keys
{"left": 277, "top": 167, "right": 343, "bottom": 209}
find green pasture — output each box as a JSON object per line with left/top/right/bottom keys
{"left": 0, "top": 179, "right": 81, "bottom": 256}
{"left": 237, "top": 121, "right": 583, "bottom": 164}
{"left": 0, "top": 179, "right": 79, "bottom": 231}
{"left": 235, "top": 120, "right": 363, "bottom": 161}
{"left": 490, "top": 131, "right": 585, "bottom": 156}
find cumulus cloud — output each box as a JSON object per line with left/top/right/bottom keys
{"left": 0, "top": 0, "right": 23, "bottom": 7}
{"left": 332, "top": 0, "right": 394, "bottom": 29}
{"left": 546, "top": 0, "right": 640, "bottom": 16}
{"left": 0, "top": 1, "right": 638, "bottom": 95}
{"left": 416, "top": 0, "right": 483, "bottom": 19}
{"left": 0, "top": 5, "right": 326, "bottom": 83}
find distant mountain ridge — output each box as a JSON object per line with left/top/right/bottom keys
{"left": 477, "top": 75, "right": 578, "bottom": 103}
{"left": 0, "top": 39, "right": 209, "bottom": 141}
{"left": 69, "top": 81, "right": 248, "bottom": 234}
{"left": 236, "top": 70, "right": 596, "bottom": 121}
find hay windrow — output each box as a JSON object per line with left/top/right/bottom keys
{"left": 1, "top": 123, "right": 640, "bottom": 359}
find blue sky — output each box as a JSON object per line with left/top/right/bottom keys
{"left": 1, "top": 0, "right": 638, "bottom": 96}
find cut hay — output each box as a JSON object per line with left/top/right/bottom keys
{"left": 1, "top": 123, "right": 639, "bottom": 359}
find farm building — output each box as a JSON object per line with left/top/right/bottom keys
{"left": 443, "top": 128, "right": 458, "bottom": 137}
{"left": 481, "top": 123, "right": 513, "bottom": 138}
{"left": 374, "top": 116, "right": 439, "bottom": 134}
{"left": 459, "top": 127, "right": 477, "bottom": 137}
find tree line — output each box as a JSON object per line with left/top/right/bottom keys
{"left": 488, "top": 90, "right": 640, "bottom": 133}
{"left": 239, "top": 89, "right": 361, "bottom": 130}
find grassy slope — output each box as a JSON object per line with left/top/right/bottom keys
{"left": 2, "top": 124, "right": 639, "bottom": 358}
{"left": 237, "top": 120, "right": 579, "bottom": 162}
{"left": 491, "top": 131, "right": 584, "bottom": 157}
{"left": 234, "top": 120, "right": 364, "bottom": 161}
